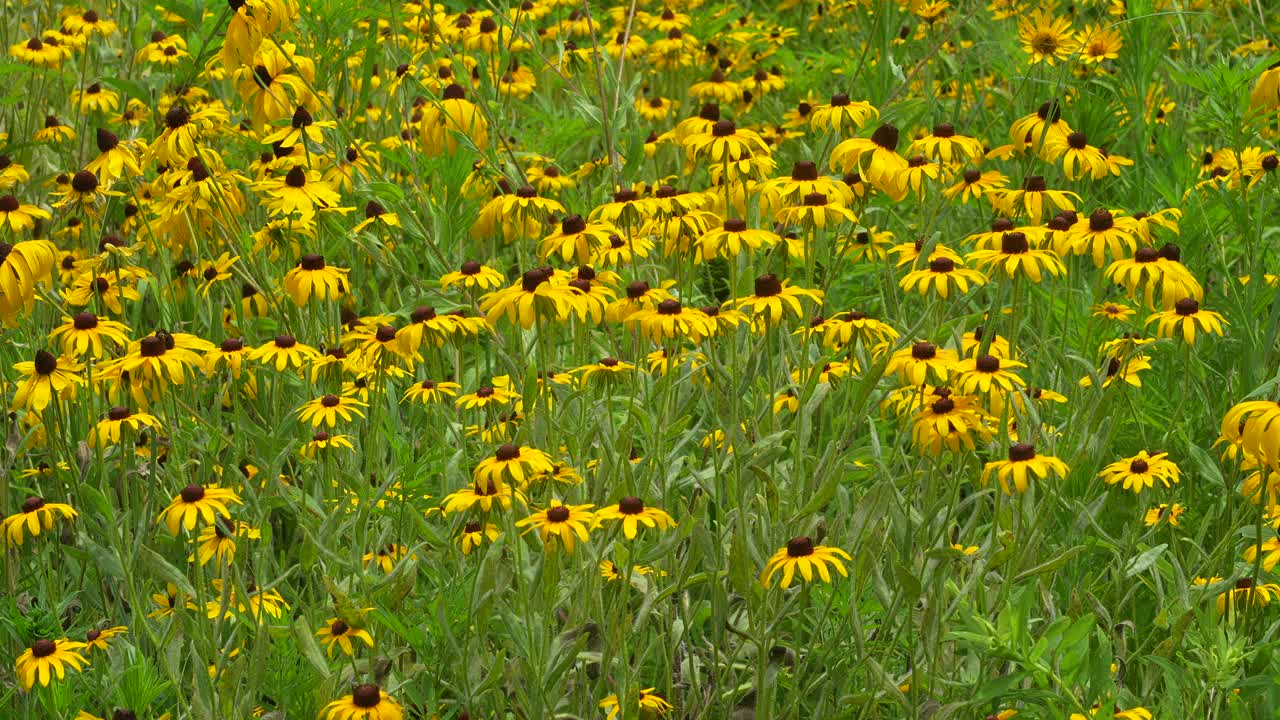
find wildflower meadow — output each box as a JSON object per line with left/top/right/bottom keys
{"left": 4, "top": 0, "right": 1280, "bottom": 717}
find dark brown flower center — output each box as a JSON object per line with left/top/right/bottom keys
{"left": 975, "top": 355, "right": 1000, "bottom": 373}
{"left": 1000, "top": 231, "right": 1029, "bottom": 254}
{"left": 931, "top": 397, "right": 955, "bottom": 414}
{"left": 786, "top": 536, "right": 815, "bottom": 557}
{"left": 869, "top": 123, "right": 900, "bottom": 150}
{"left": 1174, "top": 298, "right": 1199, "bottom": 316}
{"left": 1022, "top": 175, "right": 1047, "bottom": 192}
{"left": 657, "top": 299, "right": 682, "bottom": 315}
{"left": 285, "top": 166, "right": 307, "bottom": 188}
{"left": 791, "top": 161, "right": 818, "bottom": 181}
{"left": 164, "top": 105, "right": 190, "bottom": 129}
{"left": 754, "top": 273, "right": 783, "bottom": 297}
{"left": 1008, "top": 443, "right": 1036, "bottom": 462}
{"left": 22, "top": 496, "right": 46, "bottom": 513}
{"left": 31, "top": 639, "right": 57, "bottom": 658}
{"left": 928, "top": 257, "right": 955, "bottom": 273}
{"left": 181, "top": 484, "right": 205, "bottom": 503}
{"left": 1130, "top": 458, "right": 1149, "bottom": 473}
{"left": 911, "top": 342, "right": 937, "bottom": 360}
{"left": 618, "top": 495, "right": 644, "bottom": 514}
{"left": 546, "top": 505, "right": 571, "bottom": 522}
{"left": 72, "top": 170, "right": 99, "bottom": 194}
{"left": 352, "top": 684, "right": 381, "bottom": 708}
{"left": 320, "top": 394, "right": 341, "bottom": 408}
{"left": 1089, "top": 209, "right": 1114, "bottom": 232}
{"left": 495, "top": 444, "right": 520, "bottom": 461}
{"left": 275, "top": 335, "right": 297, "bottom": 349}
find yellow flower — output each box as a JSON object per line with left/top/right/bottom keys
{"left": 316, "top": 615, "right": 375, "bottom": 657}
{"left": 3, "top": 496, "right": 78, "bottom": 546}
{"left": 320, "top": 685, "right": 404, "bottom": 720}
{"left": 1146, "top": 299, "right": 1227, "bottom": 344}
{"left": 297, "top": 393, "right": 368, "bottom": 427}
{"left": 598, "top": 687, "right": 674, "bottom": 720}
{"left": 594, "top": 496, "right": 677, "bottom": 539}
{"left": 982, "top": 443, "right": 1070, "bottom": 494}
{"left": 761, "top": 535, "right": 851, "bottom": 588}
{"left": 14, "top": 639, "right": 89, "bottom": 690}
{"left": 515, "top": 499, "right": 595, "bottom": 553}
{"left": 157, "top": 484, "right": 242, "bottom": 535}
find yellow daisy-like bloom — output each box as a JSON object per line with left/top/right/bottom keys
{"left": 946, "top": 167, "right": 1009, "bottom": 204}
{"left": 982, "top": 443, "right": 1070, "bottom": 495}
{"left": 14, "top": 638, "right": 89, "bottom": 690}
{"left": 909, "top": 390, "right": 993, "bottom": 454}
{"left": 899, "top": 255, "right": 987, "bottom": 299}
{"left": 458, "top": 521, "right": 501, "bottom": 555}
{"left": 1092, "top": 302, "right": 1136, "bottom": 322}
{"left": 773, "top": 191, "right": 858, "bottom": 230}
{"left": 1099, "top": 450, "right": 1182, "bottom": 494}
{"left": 696, "top": 218, "right": 781, "bottom": 262}
{"left": 455, "top": 384, "right": 519, "bottom": 410}
{"left": 808, "top": 93, "right": 879, "bottom": 135}
{"left": 83, "top": 626, "right": 127, "bottom": 653}
{"left": 256, "top": 166, "right": 343, "bottom": 221}
{"left": 9, "top": 36, "right": 73, "bottom": 67}
{"left": 480, "top": 268, "right": 574, "bottom": 329}
{"left": 441, "top": 477, "right": 523, "bottom": 514}
{"left": 625, "top": 299, "right": 717, "bottom": 343}
{"left": 599, "top": 687, "right": 675, "bottom": 720}
{"left": 760, "top": 535, "right": 851, "bottom": 588}
{"left": 1044, "top": 131, "right": 1111, "bottom": 181}
{"left": 989, "top": 176, "right": 1080, "bottom": 225}
{"left": 817, "top": 311, "right": 899, "bottom": 349}
{"left": 1018, "top": 9, "right": 1076, "bottom": 65}
{"left": 538, "top": 214, "right": 618, "bottom": 264}
{"left": 0, "top": 194, "right": 51, "bottom": 232}
{"left": 12, "top": 350, "right": 85, "bottom": 411}
{"left": 3, "top": 496, "right": 78, "bottom": 546}
{"left": 953, "top": 355, "right": 1027, "bottom": 395}
{"left": 474, "top": 444, "right": 555, "bottom": 487}
{"left": 440, "top": 261, "right": 504, "bottom": 291}
{"left": 883, "top": 341, "right": 958, "bottom": 387}
{"left": 1077, "top": 23, "right": 1123, "bottom": 64}
{"left": 1080, "top": 355, "right": 1152, "bottom": 389}
{"left": 363, "top": 544, "right": 415, "bottom": 574}
{"left": 48, "top": 313, "right": 131, "bottom": 359}
{"left": 206, "top": 579, "right": 290, "bottom": 621}
{"left": 191, "top": 519, "right": 260, "bottom": 566}
{"left": 594, "top": 496, "right": 677, "bottom": 539}
{"left": 908, "top": 122, "right": 985, "bottom": 164}
{"left": 157, "top": 484, "right": 243, "bottom": 535}
{"left": 965, "top": 231, "right": 1066, "bottom": 283}
{"left": 316, "top": 616, "right": 374, "bottom": 657}
{"left": 418, "top": 84, "right": 489, "bottom": 156}
{"left": 320, "top": 684, "right": 405, "bottom": 720}
{"left": 683, "top": 119, "right": 771, "bottom": 163}
{"left": 0, "top": 238, "right": 59, "bottom": 323}
{"left": 402, "top": 379, "right": 461, "bottom": 405}
{"left": 1146, "top": 298, "right": 1227, "bottom": 344}
{"left": 1207, "top": 578, "right": 1280, "bottom": 616}
{"left": 249, "top": 334, "right": 320, "bottom": 372}
{"left": 283, "top": 254, "right": 350, "bottom": 305}
{"left": 515, "top": 499, "right": 595, "bottom": 554}
{"left": 297, "top": 393, "right": 367, "bottom": 427}
{"left": 90, "top": 406, "right": 162, "bottom": 447}
{"left": 1144, "top": 503, "right": 1185, "bottom": 527}
{"left": 731, "top": 274, "right": 823, "bottom": 328}
{"left": 301, "top": 430, "right": 355, "bottom": 458}
{"left": 1068, "top": 209, "right": 1139, "bottom": 268}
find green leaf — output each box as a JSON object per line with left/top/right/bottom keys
{"left": 1124, "top": 544, "right": 1168, "bottom": 578}
{"left": 137, "top": 546, "right": 196, "bottom": 597}
{"left": 291, "top": 617, "right": 333, "bottom": 679}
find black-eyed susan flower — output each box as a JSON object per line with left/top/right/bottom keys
{"left": 829, "top": 123, "right": 908, "bottom": 189}
{"left": 480, "top": 268, "right": 574, "bottom": 329}
{"left": 83, "top": 626, "right": 127, "bottom": 653}
{"left": 1068, "top": 209, "right": 1139, "bottom": 268}
{"left": 953, "top": 355, "right": 1027, "bottom": 395}
{"left": 538, "top": 214, "right": 618, "bottom": 264}
{"left": 11, "top": 350, "right": 83, "bottom": 412}
{"left": 158, "top": 484, "right": 242, "bottom": 535}
{"left": 458, "top": 521, "right": 501, "bottom": 554}
{"left": 731, "top": 274, "right": 823, "bottom": 328}
{"left": 944, "top": 167, "right": 1008, "bottom": 203}
{"left": 249, "top": 335, "right": 320, "bottom": 372}
{"left": 90, "top": 406, "right": 162, "bottom": 447}
{"left": 316, "top": 617, "right": 374, "bottom": 657}
{"left": 626, "top": 299, "right": 716, "bottom": 343}
{"left": 599, "top": 688, "right": 674, "bottom": 720}
{"left": 515, "top": 500, "right": 595, "bottom": 553}
{"left": 809, "top": 93, "right": 878, "bottom": 134}
{"left": 456, "top": 385, "right": 519, "bottom": 410}
{"left": 899, "top": 255, "right": 986, "bottom": 299}
{"left": 884, "top": 341, "right": 958, "bottom": 386}
{"left": 283, "top": 254, "right": 349, "bottom": 306}
{"left": 0, "top": 194, "right": 51, "bottom": 233}
{"left": 683, "top": 119, "right": 770, "bottom": 163}
{"left": 441, "top": 477, "right": 522, "bottom": 514}
{"left": 191, "top": 519, "right": 259, "bottom": 566}
{"left": 440, "top": 261, "right": 503, "bottom": 291}
{"left": 1146, "top": 298, "right": 1227, "bottom": 344}
{"left": 1044, "top": 131, "right": 1110, "bottom": 180}
{"left": 403, "top": 379, "right": 461, "bottom": 405}
{"left": 909, "top": 122, "right": 984, "bottom": 164}
{"left": 48, "top": 313, "right": 131, "bottom": 358}
{"left": 1092, "top": 302, "right": 1136, "bottom": 322}
{"left": 9, "top": 36, "right": 72, "bottom": 67}
{"left": 474, "top": 444, "right": 555, "bottom": 487}
{"left": 1099, "top": 451, "right": 1182, "bottom": 494}
{"left": 418, "top": 84, "right": 489, "bottom": 156}
{"left": 594, "top": 496, "right": 676, "bottom": 539}
{"left": 760, "top": 535, "right": 851, "bottom": 588}
{"left": 982, "top": 443, "right": 1070, "bottom": 494}
{"left": 910, "top": 389, "right": 992, "bottom": 454}
{"left": 1144, "top": 503, "right": 1185, "bottom": 527}
{"left": 297, "top": 394, "right": 367, "bottom": 427}
{"left": 363, "top": 544, "right": 415, "bottom": 574}
{"left": 1206, "top": 577, "right": 1280, "bottom": 615}
{"left": 206, "top": 579, "right": 290, "bottom": 621}
{"left": 3, "top": 496, "right": 78, "bottom": 546}
{"left": 1080, "top": 355, "right": 1152, "bottom": 389}
{"left": 965, "top": 232, "right": 1066, "bottom": 282}
{"left": 990, "top": 176, "right": 1079, "bottom": 225}
{"left": 14, "top": 638, "right": 88, "bottom": 690}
